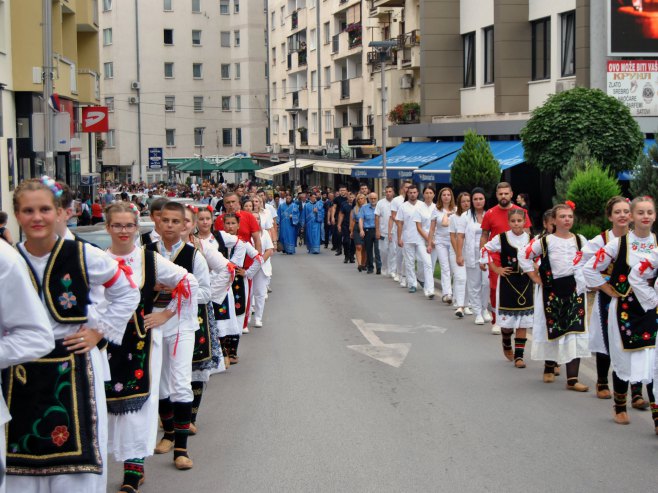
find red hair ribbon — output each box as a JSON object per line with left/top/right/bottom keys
{"left": 565, "top": 200, "right": 576, "bottom": 210}
{"left": 205, "top": 205, "right": 214, "bottom": 213}
{"left": 639, "top": 258, "right": 654, "bottom": 275}
{"left": 573, "top": 251, "right": 583, "bottom": 265}
{"left": 186, "top": 204, "right": 199, "bottom": 214}
{"left": 525, "top": 238, "right": 536, "bottom": 260}
{"left": 116, "top": 258, "right": 137, "bottom": 289}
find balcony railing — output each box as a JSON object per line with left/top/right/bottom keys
{"left": 397, "top": 29, "right": 420, "bottom": 49}
{"left": 340, "top": 79, "right": 350, "bottom": 99}
{"left": 298, "top": 49, "right": 307, "bottom": 66}
{"left": 366, "top": 48, "right": 398, "bottom": 66}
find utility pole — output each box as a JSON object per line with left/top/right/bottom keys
{"left": 42, "top": 0, "right": 55, "bottom": 177}
{"left": 316, "top": 0, "right": 322, "bottom": 146}
{"left": 135, "top": 0, "right": 144, "bottom": 183}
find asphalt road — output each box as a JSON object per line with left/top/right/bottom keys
{"left": 109, "top": 251, "right": 658, "bottom": 492}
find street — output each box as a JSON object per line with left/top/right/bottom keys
{"left": 110, "top": 252, "right": 658, "bottom": 492}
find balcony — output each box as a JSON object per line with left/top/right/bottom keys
{"left": 331, "top": 78, "right": 363, "bottom": 104}
{"left": 77, "top": 69, "right": 100, "bottom": 104}
{"left": 397, "top": 30, "right": 420, "bottom": 68}
{"left": 372, "top": 0, "right": 405, "bottom": 7}
{"left": 76, "top": 0, "right": 99, "bottom": 32}
{"left": 332, "top": 30, "right": 363, "bottom": 60}
{"left": 366, "top": 48, "right": 398, "bottom": 68}
{"left": 347, "top": 23, "right": 362, "bottom": 49}
{"left": 298, "top": 49, "right": 307, "bottom": 67}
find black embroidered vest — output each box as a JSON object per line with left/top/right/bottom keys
{"left": 141, "top": 231, "right": 155, "bottom": 246}
{"left": 147, "top": 242, "right": 195, "bottom": 308}
{"left": 608, "top": 234, "right": 631, "bottom": 297}
{"left": 500, "top": 232, "right": 522, "bottom": 273}
{"left": 212, "top": 230, "right": 229, "bottom": 257}
{"left": 18, "top": 239, "right": 90, "bottom": 324}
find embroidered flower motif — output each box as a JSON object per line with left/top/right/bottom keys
{"left": 128, "top": 353, "right": 133, "bottom": 361}
{"left": 642, "top": 332, "right": 651, "bottom": 340}
{"left": 60, "top": 274, "right": 72, "bottom": 290}
{"left": 622, "top": 303, "right": 629, "bottom": 310}
{"left": 235, "top": 303, "right": 241, "bottom": 309}
{"left": 199, "top": 336, "right": 206, "bottom": 344}
{"left": 58, "top": 292, "right": 77, "bottom": 309}
{"left": 629, "top": 296, "right": 634, "bottom": 302}
{"left": 618, "top": 275, "right": 627, "bottom": 283}
{"left": 114, "top": 382, "right": 124, "bottom": 392}
{"left": 578, "top": 308, "right": 585, "bottom": 316}
{"left": 198, "top": 316, "right": 204, "bottom": 324}
{"left": 134, "top": 369, "right": 144, "bottom": 379}
{"left": 51, "top": 425, "right": 70, "bottom": 447}
{"left": 546, "top": 308, "right": 552, "bottom": 313}
{"left": 136, "top": 341, "right": 145, "bottom": 350}
{"left": 576, "top": 297, "right": 583, "bottom": 303}
{"left": 626, "top": 330, "right": 632, "bottom": 336}
{"left": 621, "top": 312, "right": 629, "bottom": 321}
{"left": 58, "top": 362, "right": 69, "bottom": 374}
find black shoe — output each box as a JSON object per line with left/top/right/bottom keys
{"left": 335, "top": 251, "right": 342, "bottom": 256}
{"left": 349, "top": 259, "right": 355, "bottom": 264}
{"left": 376, "top": 269, "right": 381, "bottom": 275}
{"left": 367, "top": 269, "right": 374, "bottom": 274}
{"left": 418, "top": 280, "right": 425, "bottom": 288}
{"left": 330, "top": 247, "right": 336, "bottom": 251}
{"left": 344, "top": 258, "right": 349, "bottom": 264}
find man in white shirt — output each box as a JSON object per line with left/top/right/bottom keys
{"left": 389, "top": 181, "right": 411, "bottom": 285}
{"left": 396, "top": 184, "right": 422, "bottom": 293}
{"left": 375, "top": 185, "right": 395, "bottom": 278}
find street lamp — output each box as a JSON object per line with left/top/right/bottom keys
{"left": 369, "top": 40, "right": 398, "bottom": 186}
{"left": 285, "top": 108, "right": 299, "bottom": 195}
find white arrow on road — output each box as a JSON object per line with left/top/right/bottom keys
{"left": 347, "top": 319, "right": 446, "bottom": 368}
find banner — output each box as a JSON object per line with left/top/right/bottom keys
{"left": 606, "top": 59, "right": 658, "bottom": 116}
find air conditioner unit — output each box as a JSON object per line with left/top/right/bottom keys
{"left": 400, "top": 74, "right": 414, "bottom": 89}
{"left": 556, "top": 79, "right": 575, "bottom": 93}
{"left": 131, "top": 81, "right": 141, "bottom": 90}
{"left": 128, "top": 96, "right": 139, "bottom": 105}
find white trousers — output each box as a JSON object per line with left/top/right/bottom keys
{"left": 395, "top": 240, "right": 405, "bottom": 280}
{"left": 379, "top": 238, "right": 396, "bottom": 275}
{"left": 450, "top": 250, "right": 467, "bottom": 307}
{"left": 160, "top": 330, "right": 194, "bottom": 403}
{"left": 431, "top": 240, "right": 452, "bottom": 297}
{"left": 403, "top": 243, "right": 434, "bottom": 294}
{"left": 466, "top": 266, "right": 489, "bottom": 316}
{"left": 252, "top": 270, "right": 270, "bottom": 321}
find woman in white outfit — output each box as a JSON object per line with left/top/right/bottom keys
{"left": 459, "top": 188, "right": 491, "bottom": 325}
{"left": 250, "top": 213, "right": 275, "bottom": 327}
{"left": 450, "top": 192, "right": 470, "bottom": 317}
{"left": 412, "top": 186, "right": 437, "bottom": 299}
{"left": 430, "top": 187, "right": 455, "bottom": 304}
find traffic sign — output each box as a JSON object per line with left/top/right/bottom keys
{"left": 149, "top": 147, "right": 163, "bottom": 169}
{"left": 81, "top": 107, "right": 109, "bottom": 133}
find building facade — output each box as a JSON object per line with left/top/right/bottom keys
{"left": 100, "top": 0, "right": 268, "bottom": 184}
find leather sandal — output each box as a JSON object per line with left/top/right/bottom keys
{"left": 502, "top": 346, "right": 513, "bottom": 362}
{"left": 613, "top": 410, "right": 630, "bottom": 425}
{"left": 543, "top": 373, "right": 555, "bottom": 383}
{"left": 566, "top": 382, "right": 589, "bottom": 392}
{"left": 174, "top": 451, "right": 194, "bottom": 470}
{"left": 189, "top": 422, "right": 197, "bottom": 435}
{"left": 154, "top": 437, "right": 174, "bottom": 454}
{"left": 554, "top": 365, "right": 561, "bottom": 376}
{"left": 514, "top": 358, "right": 526, "bottom": 368}
{"left": 596, "top": 384, "right": 612, "bottom": 399}
{"left": 119, "top": 486, "right": 138, "bottom": 493}
{"left": 631, "top": 397, "right": 650, "bottom": 410}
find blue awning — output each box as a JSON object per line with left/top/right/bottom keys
{"left": 351, "top": 142, "right": 463, "bottom": 179}
{"left": 618, "top": 139, "right": 656, "bottom": 181}
{"left": 414, "top": 140, "right": 525, "bottom": 183}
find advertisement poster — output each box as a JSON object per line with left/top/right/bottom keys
{"left": 606, "top": 59, "right": 658, "bottom": 116}
{"left": 7, "top": 138, "right": 14, "bottom": 191}
{"left": 609, "top": 0, "right": 658, "bottom": 56}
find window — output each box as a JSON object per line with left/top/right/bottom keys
{"left": 282, "top": 115, "right": 288, "bottom": 133}
{"left": 236, "top": 95, "right": 242, "bottom": 111}
{"left": 220, "top": 64, "right": 230, "bottom": 79}
{"left": 234, "top": 30, "right": 240, "bottom": 47}
{"left": 234, "top": 0, "right": 239, "bottom": 13}
{"left": 324, "top": 66, "right": 330, "bottom": 87}
{"left": 342, "top": 111, "right": 348, "bottom": 127}
{"left": 281, "top": 43, "right": 285, "bottom": 63}
{"left": 273, "top": 115, "right": 279, "bottom": 134}
{"left": 106, "top": 129, "right": 115, "bottom": 147}
{"left": 280, "top": 6, "right": 285, "bottom": 25}
{"left": 194, "top": 128, "right": 205, "bottom": 147}
{"left": 282, "top": 79, "right": 287, "bottom": 98}
{"left": 324, "top": 111, "right": 332, "bottom": 133}
{"left": 192, "top": 96, "right": 203, "bottom": 112}
{"left": 561, "top": 10, "right": 576, "bottom": 77}
{"left": 193, "top": 63, "right": 203, "bottom": 78}
{"left": 235, "top": 62, "right": 241, "bottom": 79}
{"left": 271, "top": 11, "right": 275, "bottom": 28}
{"left": 311, "top": 112, "right": 318, "bottom": 133}
{"left": 462, "top": 31, "right": 475, "bottom": 88}
{"left": 165, "top": 95, "right": 175, "bottom": 111}
{"left": 323, "top": 22, "right": 330, "bottom": 44}
{"left": 222, "top": 128, "right": 232, "bottom": 146}
{"left": 105, "top": 97, "right": 115, "bottom": 112}
{"left": 272, "top": 81, "right": 277, "bottom": 100}
{"left": 103, "top": 28, "right": 112, "bottom": 45}
{"left": 221, "top": 31, "right": 231, "bottom": 47}
{"left": 166, "top": 129, "right": 176, "bottom": 146}
{"left": 222, "top": 96, "right": 231, "bottom": 111}
{"left": 164, "top": 29, "right": 174, "bottom": 45}
{"left": 164, "top": 0, "right": 172, "bottom": 10}
{"left": 220, "top": 0, "right": 229, "bottom": 14}
{"left": 311, "top": 70, "right": 317, "bottom": 91}
{"left": 236, "top": 128, "right": 242, "bottom": 146}
{"left": 192, "top": 30, "right": 201, "bottom": 45}
{"left": 103, "top": 0, "right": 112, "bottom": 11}
{"left": 104, "top": 62, "right": 114, "bottom": 79}
{"left": 192, "top": 0, "right": 200, "bottom": 12}
{"left": 271, "top": 47, "right": 277, "bottom": 65}
{"left": 164, "top": 62, "right": 174, "bottom": 78}
{"left": 310, "top": 28, "right": 316, "bottom": 50}
{"left": 532, "top": 17, "right": 551, "bottom": 80}
{"left": 483, "top": 26, "right": 494, "bottom": 84}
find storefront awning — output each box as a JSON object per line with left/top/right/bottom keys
{"left": 351, "top": 142, "right": 463, "bottom": 179}
{"left": 254, "top": 159, "right": 315, "bottom": 179}
{"left": 313, "top": 161, "right": 355, "bottom": 176}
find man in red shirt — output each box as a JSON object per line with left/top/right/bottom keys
{"left": 214, "top": 192, "right": 262, "bottom": 255}
{"left": 479, "top": 182, "right": 532, "bottom": 334}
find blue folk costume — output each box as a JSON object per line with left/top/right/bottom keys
{"left": 302, "top": 200, "right": 325, "bottom": 254}
{"left": 277, "top": 201, "right": 300, "bottom": 254}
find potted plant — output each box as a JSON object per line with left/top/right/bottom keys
{"left": 388, "top": 102, "right": 420, "bottom": 124}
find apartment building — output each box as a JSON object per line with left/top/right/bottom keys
{"left": 100, "top": 0, "right": 268, "bottom": 184}
{"left": 266, "top": 0, "right": 421, "bottom": 159}
{"left": 9, "top": 0, "right": 101, "bottom": 190}
{"left": 0, "top": 0, "right": 16, "bottom": 236}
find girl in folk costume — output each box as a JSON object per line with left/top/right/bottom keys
{"left": 581, "top": 197, "right": 640, "bottom": 404}
{"left": 459, "top": 188, "right": 491, "bottom": 326}
{"left": 593, "top": 197, "right": 658, "bottom": 429}
{"left": 101, "top": 202, "right": 198, "bottom": 493}
{"left": 449, "top": 192, "right": 471, "bottom": 317}
{"left": 250, "top": 210, "right": 275, "bottom": 328}
{"left": 520, "top": 202, "right": 590, "bottom": 391}
{"left": 222, "top": 213, "right": 263, "bottom": 362}
{"left": 481, "top": 209, "right": 533, "bottom": 368}
{"left": 195, "top": 207, "right": 239, "bottom": 369}
{"left": 182, "top": 206, "right": 233, "bottom": 433}
{"left": 430, "top": 187, "right": 456, "bottom": 304}
{"left": 9, "top": 178, "right": 139, "bottom": 493}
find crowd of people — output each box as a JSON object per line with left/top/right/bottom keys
{"left": 3, "top": 173, "right": 658, "bottom": 493}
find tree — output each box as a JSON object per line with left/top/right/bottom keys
{"left": 553, "top": 141, "right": 590, "bottom": 205}
{"left": 566, "top": 161, "right": 621, "bottom": 230}
{"left": 450, "top": 130, "right": 500, "bottom": 198}
{"left": 630, "top": 141, "right": 658, "bottom": 199}
{"left": 520, "top": 87, "right": 644, "bottom": 176}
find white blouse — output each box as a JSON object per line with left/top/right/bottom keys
{"left": 460, "top": 212, "right": 484, "bottom": 269}
{"left": 431, "top": 208, "right": 453, "bottom": 243}
{"left": 230, "top": 240, "right": 262, "bottom": 279}
{"left": 412, "top": 202, "right": 435, "bottom": 237}
{"left": 197, "top": 236, "right": 233, "bottom": 303}
{"left": 520, "top": 234, "right": 587, "bottom": 293}
{"left": 629, "top": 249, "right": 658, "bottom": 311}
{"left": 481, "top": 231, "right": 530, "bottom": 265}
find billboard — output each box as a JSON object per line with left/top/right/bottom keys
{"left": 606, "top": 59, "right": 658, "bottom": 116}
{"left": 609, "top": 0, "right": 658, "bottom": 56}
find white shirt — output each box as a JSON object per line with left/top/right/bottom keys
{"left": 398, "top": 201, "right": 422, "bottom": 244}
{"left": 629, "top": 248, "right": 658, "bottom": 310}
{"left": 431, "top": 208, "right": 453, "bottom": 244}
{"left": 390, "top": 195, "right": 405, "bottom": 214}
{"left": 375, "top": 198, "right": 393, "bottom": 235}
{"left": 258, "top": 209, "right": 275, "bottom": 231}
{"left": 265, "top": 203, "right": 278, "bottom": 220}
{"left": 461, "top": 212, "right": 484, "bottom": 269}
{"left": 229, "top": 240, "right": 262, "bottom": 279}
{"left": 412, "top": 202, "right": 435, "bottom": 238}
{"left": 481, "top": 231, "right": 530, "bottom": 265}
{"left": 449, "top": 213, "right": 466, "bottom": 235}
{"left": 198, "top": 235, "right": 234, "bottom": 303}
{"left": 259, "top": 229, "right": 274, "bottom": 277}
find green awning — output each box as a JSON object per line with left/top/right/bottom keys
{"left": 217, "top": 157, "right": 261, "bottom": 173}
{"left": 176, "top": 158, "right": 221, "bottom": 173}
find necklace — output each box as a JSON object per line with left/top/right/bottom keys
{"left": 504, "top": 275, "right": 531, "bottom": 305}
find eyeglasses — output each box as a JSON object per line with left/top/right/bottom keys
{"left": 109, "top": 223, "right": 138, "bottom": 232}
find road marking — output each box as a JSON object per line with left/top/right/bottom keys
{"left": 347, "top": 319, "right": 446, "bottom": 368}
